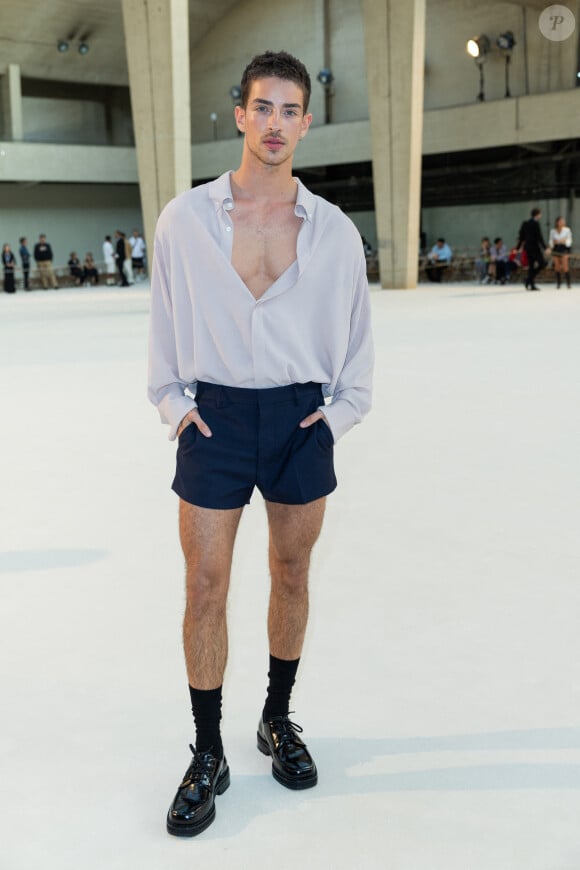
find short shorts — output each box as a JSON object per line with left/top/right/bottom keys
{"left": 132, "top": 257, "right": 144, "bottom": 269}
{"left": 172, "top": 381, "right": 337, "bottom": 509}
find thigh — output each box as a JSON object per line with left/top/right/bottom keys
{"left": 265, "top": 498, "right": 326, "bottom": 562}
{"left": 179, "top": 500, "right": 243, "bottom": 576}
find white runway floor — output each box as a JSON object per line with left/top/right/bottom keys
{"left": 1, "top": 280, "right": 579, "bottom": 870}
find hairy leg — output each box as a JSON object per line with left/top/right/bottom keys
{"left": 265, "top": 498, "right": 326, "bottom": 660}
{"left": 179, "top": 501, "right": 243, "bottom": 689}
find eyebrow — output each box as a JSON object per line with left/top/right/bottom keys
{"left": 251, "top": 98, "right": 302, "bottom": 109}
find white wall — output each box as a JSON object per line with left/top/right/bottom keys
{"left": 22, "top": 98, "right": 109, "bottom": 145}
{"left": 0, "top": 183, "right": 143, "bottom": 267}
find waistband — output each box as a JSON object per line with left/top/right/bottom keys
{"left": 196, "top": 381, "right": 322, "bottom": 406}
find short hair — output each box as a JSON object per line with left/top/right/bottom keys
{"left": 105, "top": 235, "right": 111, "bottom": 241}
{"left": 39, "top": 233, "right": 46, "bottom": 239}
{"left": 240, "top": 51, "right": 311, "bottom": 112}
{"left": 494, "top": 237, "right": 502, "bottom": 244}
{"left": 531, "top": 207, "right": 541, "bottom": 218}
{"left": 437, "top": 237, "right": 445, "bottom": 243}
{"left": 19, "top": 236, "right": 26, "bottom": 244}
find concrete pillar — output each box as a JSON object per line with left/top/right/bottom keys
{"left": 121, "top": 0, "right": 191, "bottom": 254}
{"left": 362, "top": 0, "right": 426, "bottom": 289}
{"left": 1, "top": 64, "right": 23, "bottom": 141}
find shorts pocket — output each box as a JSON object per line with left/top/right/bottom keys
{"left": 316, "top": 418, "right": 334, "bottom": 448}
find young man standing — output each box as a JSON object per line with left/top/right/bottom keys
{"left": 148, "top": 51, "right": 373, "bottom": 837}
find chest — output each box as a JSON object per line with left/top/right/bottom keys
{"left": 230, "top": 203, "right": 302, "bottom": 300}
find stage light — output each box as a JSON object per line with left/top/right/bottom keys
{"left": 317, "top": 68, "right": 334, "bottom": 87}
{"left": 497, "top": 31, "right": 516, "bottom": 51}
{"left": 466, "top": 35, "right": 490, "bottom": 59}
{"left": 57, "top": 40, "right": 70, "bottom": 53}
{"left": 229, "top": 85, "right": 241, "bottom": 102}
{"left": 78, "top": 42, "right": 90, "bottom": 55}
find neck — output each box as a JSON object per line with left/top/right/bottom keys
{"left": 231, "top": 151, "right": 297, "bottom": 203}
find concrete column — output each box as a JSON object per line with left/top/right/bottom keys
{"left": 1, "top": 64, "right": 23, "bottom": 141}
{"left": 362, "top": 0, "right": 426, "bottom": 289}
{"left": 121, "top": 0, "right": 191, "bottom": 253}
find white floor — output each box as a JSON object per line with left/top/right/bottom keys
{"left": 1, "top": 280, "right": 579, "bottom": 870}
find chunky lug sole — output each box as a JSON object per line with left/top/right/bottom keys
{"left": 257, "top": 731, "right": 318, "bottom": 790}
{"left": 166, "top": 765, "right": 230, "bottom": 837}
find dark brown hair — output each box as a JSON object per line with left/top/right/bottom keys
{"left": 240, "top": 51, "right": 311, "bottom": 112}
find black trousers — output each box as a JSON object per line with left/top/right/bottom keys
{"left": 22, "top": 267, "right": 29, "bottom": 289}
{"left": 526, "top": 247, "right": 545, "bottom": 287}
{"left": 117, "top": 260, "right": 129, "bottom": 286}
{"left": 4, "top": 270, "right": 15, "bottom": 292}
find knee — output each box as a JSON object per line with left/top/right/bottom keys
{"left": 271, "top": 553, "right": 310, "bottom": 595}
{"left": 185, "top": 567, "right": 228, "bottom": 615}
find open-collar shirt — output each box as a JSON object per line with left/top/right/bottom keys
{"left": 148, "top": 171, "right": 373, "bottom": 441}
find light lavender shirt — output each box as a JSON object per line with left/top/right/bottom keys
{"left": 148, "top": 171, "right": 374, "bottom": 442}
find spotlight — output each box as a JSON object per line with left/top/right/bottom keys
{"left": 229, "top": 85, "right": 241, "bottom": 102}
{"left": 317, "top": 68, "right": 334, "bottom": 87}
{"left": 57, "top": 40, "right": 70, "bottom": 53}
{"left": 78, "top": 42, "right": 90, "bottom": 55}
{"left": 466, "top": 35, "right": 490, "bottom": 59}
{"left": 497, "top": 31, "right": 516, "bottom": 51}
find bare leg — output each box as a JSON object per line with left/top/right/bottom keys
{"left": 179, "top": 501, "right": 243, "bottom": 689}
{"left": 265, "top": 498, "right": 326, "bottom": 660}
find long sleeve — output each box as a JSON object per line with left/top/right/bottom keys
{"left": 147, "top": 229, "right": 197, "bottom": 440}
{"left": 319, "top": 253, "right": 374, "bottom": 442}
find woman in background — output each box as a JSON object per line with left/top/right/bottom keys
{"left": 2, "top": 243, "right": 16, "bottom": 293}
{"left": 549, "top": 216, "right": 572, "bottom": 289}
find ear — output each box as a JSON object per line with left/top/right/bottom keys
{"left": 299, "top": 111, "right": 313, "bottom": 140}
{"left": 234, "top": 104, "right": 246, "bottom": 134}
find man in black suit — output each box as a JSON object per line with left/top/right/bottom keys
{"left": 518, "top": 207, "right": 549, "bottom": 291}
{"left": 114, "top": 230, "right": 130, "bottom": 286}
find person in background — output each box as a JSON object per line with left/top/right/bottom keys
{"left": 2, "top": 243, "right": 17, "bottom": 293}
{"left": 19, "top": 237, "right": 31, "bottom": 290}
{"left": 130, "top": 229, "right": 147, "bottom": 281}
{"left": 34, "top": 234, "right": 58, "bottom": 290}
{"left": 103, "top": 235, "right": 116, "bottom": 286}
{"left": 83, "top": 252, "right": 99, "bottom": 286}
{"left": 517, "top": 207, "right": 549, "bottom": 291}
{"left": 68, "top": 252, "right": 83, "bottom": 285}
{"left": 114, "top": 231, "right": 130, "bottom": 286}
{"left": 475, "top": 237, "right": 491, "bottom": 284}
{"left": 426, "top": 238, "right": 452, "bottom": 282}
{"left": 549, "top": 216, "right": 573, "bottom": 289}
{"left": 490, "top": 237, "right": 509, "bottom": 285}
{"left": 123, "top": 233, "right": 134, "bottom": 284}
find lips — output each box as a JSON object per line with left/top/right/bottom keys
{"left": 264, "top": 138, "right": 284, "bottom": 149}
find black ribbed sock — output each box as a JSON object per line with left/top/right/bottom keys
{"left": 262, "top": 655, "right": 300, "bottom": 721}
{"left": 189, "top": 685, "right": 223, "bottom": 758}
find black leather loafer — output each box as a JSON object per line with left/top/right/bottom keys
{"left": 166, "top": 746, "right": 230, "bottom": 837}
{"left": 257, "top": 715, "right": 318, "bottom": 790}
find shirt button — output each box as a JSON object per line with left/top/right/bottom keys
{"left": 225, "top": 226, "right": 231, "bottom": 232}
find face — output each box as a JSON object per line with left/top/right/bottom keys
{"left": 556, "top": 217, "right": 564, "bottom": 229}
{"left": 235, "top": 77, "right": 312, "bottom": 168}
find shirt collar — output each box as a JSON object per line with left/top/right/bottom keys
{"left": 207, "top": 170, "right": 315, "bottom": 221}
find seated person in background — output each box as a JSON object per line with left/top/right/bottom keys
{"left": 68, "top": 252, "right": 83, "bottom": 285}
{"left": 490, "top": 237, "right": 509, "bottom": 284}
{"left": 426, "top": 238, "right": 452, "bottom": 282}
{"left": 507, "top": 244, "right": 521, "bottom": 281}
{"left": 475, "top": 237, "right": 491, "bottom": 283}
{"left": 83, "top": 252, "right": 99, "bottom": 286}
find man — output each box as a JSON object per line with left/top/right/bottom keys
{"left": 114, "top": 230, "right": 130, "bottom": 286}
{"left": 490, "top": 237, "right": 509, "bottom": 284}
{"left": 148, "top": 51, "right": 373, "bottom": 838}
{"left": 130, "top": 229, "right": 146, "bottom": 280}
{"left": 426, "top": 238, "right": 452, "bottom": 282}
{"left": 518, "top": 207, "right": 549, "bottom": 291}
{"left": 19, "top": 237, "right": 31, "bottom": 290}
{"left": 33, "top": 234, "right": 58, "bottom": 289}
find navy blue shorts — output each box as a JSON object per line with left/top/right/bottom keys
{"left": 172, "top": 381, "right": 337, "bottom": 509}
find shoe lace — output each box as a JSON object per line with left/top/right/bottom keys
{"left": 184, "top": 745, "right": 215, "bottom": 785}
{"left": 270, "top": 715, "right": 304, "bottom": 746}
